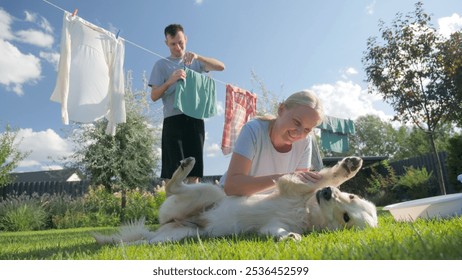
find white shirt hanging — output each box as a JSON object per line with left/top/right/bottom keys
{"left": 50, "top": 11, "right": 126, "bottom": 135}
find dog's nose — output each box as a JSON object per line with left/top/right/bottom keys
{"left": 321, "top": 187, "right": 332, "bottom": 201}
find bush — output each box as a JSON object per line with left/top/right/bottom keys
{"left": 364, "top": 161, "right": 398, "bottom": 206}
{"left": 124, "top": 188, "right": 166, "bottom": 224}
{"left": 0, "top": 185, "right": 167, "bottom": 231}
{"left": 0, "top": 193, "right": 47, "bottom": 231}
{"left": 393, "top": 166, "right": 436, "bottom": 200}
{"left": 362, "top": 160, "right": 439, "bottom": 205}
{"left": 83, "top": 185, "right": 121, "bottom": 227}
{"left": 43, "top": 193, "right": 89, "bottom": 229}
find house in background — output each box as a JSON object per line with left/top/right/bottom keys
{"left": 1, "top": 169, "right": 87, "bottom": 198}
{"left": 9, "top": 169, "right": 83, "bottom": 184}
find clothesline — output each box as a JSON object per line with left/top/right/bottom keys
{"left": 41, "top": 0, "right": 229, "bottom": 87}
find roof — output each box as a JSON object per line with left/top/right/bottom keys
{"left": 9, "top": 169, "right": 82, "bottom": 183}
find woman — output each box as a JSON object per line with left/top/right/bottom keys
{"left": 221, "top": 90, "right": 324, "bottom": 196}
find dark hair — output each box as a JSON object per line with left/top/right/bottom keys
{"left": 164, "top": 24, "right": 184, "bottom": 38}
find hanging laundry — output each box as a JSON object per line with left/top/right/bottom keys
{"left": 50, "top": 11, "right": 126, "bottom": 135}
{"left": 173, "top": 68, "right": 217, "bottom": 119}
{"left": 310, "top": 135, "right": 324, "bottom": 171}
{"left": 317, "top": 116, "right": 355, "bottom": 153}
{"left": 221, "top": 84, "right": 257, "bottom": 155}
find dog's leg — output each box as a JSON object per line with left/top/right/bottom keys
{"left": 259, "top": 221, "right": 302, "bottom": 242}
{"left": 277, "top": 156, "right": 364, "bottom": 196}
{"left": 165, "top": 157, "right": 195, "bottom": 196}
{"left": 148, "top": 222, "right": 200, "bottom": 244}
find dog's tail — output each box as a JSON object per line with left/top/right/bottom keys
{"left": 92, "top": 218, "right": 155, "bottom": 245}
{"left": 165, "top": 157, "right": 195, "bottom": 196}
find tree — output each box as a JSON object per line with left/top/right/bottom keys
{"left": 394, "top": 123, "right": 453, "bottom": 160}
{"left": 349, "top": 115, "right": 399, "bottom": 158}
{"left": 439, "top": 31, "right": 462, "bottom": 126}
{"left": 0, "top": 125, "right": 29, "bottom": 187}
{"left": 362, "top": 2, "right": 462, "bottom": 194}
{"left": 70, "top": 73, "right": 160, "bottom": 218}
{"left": 250, "top": 70, "right": 282, "bottom": 117}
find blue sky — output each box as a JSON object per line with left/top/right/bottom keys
{"left": 1, "top": 0, "right": 461, "bottom": 176}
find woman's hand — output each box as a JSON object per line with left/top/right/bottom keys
{"left": 293, "top": 170, "right": 322, "bottom": 183}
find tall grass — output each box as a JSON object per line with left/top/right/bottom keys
{"left": 1, "top": 213, "right": 461, "bottom": 260}
{"left": 0, "top": 187, "right": 166, "bottom": 231}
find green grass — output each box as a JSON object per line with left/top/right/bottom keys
{"left": 1, "top": 212, "right": 461, "bottom": 260}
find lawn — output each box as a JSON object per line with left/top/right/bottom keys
{"left": 0, "top": 211, "right": 461, "bottom": 260}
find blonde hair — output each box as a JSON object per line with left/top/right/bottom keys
{"left": 257, "top": 90, "right": 324, "bottom": 125}
{"left": 281, "top": 90, "right": 324, "bottom": 125}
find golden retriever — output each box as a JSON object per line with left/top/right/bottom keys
{"left": 94, "top": 156, "right": 377, "bottom": 245}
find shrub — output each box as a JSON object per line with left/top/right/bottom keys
{"left": 365, "top": 161, "right": 398, "bottom": 206}
{"left": 83, "top": 185, "right": 121, "bottom": 227}
{"left": 0, "top": 193, "right": 47, "bottom": 231}
{"left": 123, "top": 188, "right": 166, "bottom": 224}
{"left": 42, "top": 193, "right": 89, "bottom": 229}
{"left": 0, "top": 185, "right": 168, "bottom": 231}
{"left": 394, "top": 166, "right": 436, "bottom": 200}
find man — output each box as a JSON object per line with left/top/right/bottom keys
{"left": 149, "top": 24, "right": 225, "bottom": 184}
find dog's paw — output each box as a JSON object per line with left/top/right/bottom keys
{"left": 180, "top": 157, "right": 195, "bottom": 169}
{"left": 279, "top": 232, "right": 302, "bottom": 242}
{"left": 342, "top": 156, "right": 362, "bottom": 173}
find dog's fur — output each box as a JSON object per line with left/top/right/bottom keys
{"left": 94, "top": 156, "right": 377, "bottom": 245}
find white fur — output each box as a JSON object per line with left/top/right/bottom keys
{"left": 93, "top": 156, "right": 378, "bottom": 245}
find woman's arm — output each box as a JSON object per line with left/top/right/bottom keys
{"left": 223, "top": 153, "right": 284, "bottom": 196}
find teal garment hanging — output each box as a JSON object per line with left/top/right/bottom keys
{"left": 318, "top": 116, "right": 355, "bottom": 153}
{"left": 320, "top": 130, "right": 350, "bottom": 153}
{"left": 174, "top": 68, "right": 217, "bottom": 119}
{"left": 318, "top": 116, "right": 355, "bottom": 134}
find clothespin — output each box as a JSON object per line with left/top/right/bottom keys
{"left": 72, "top": 9, "right": 78, "bottom": 17}
{"left": 115, "top": 30, "right": 120, "bottom": 39}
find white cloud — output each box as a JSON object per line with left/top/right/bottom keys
{"left": 24, "top": 11, "right": 36, "bottom": 22}
{"left": 15, "top": 29, "right": 54, "bottom": 48}
{"left": 438, "top": 13, "right": 462, "bottom": 38}
{"left": 39, "top": 51, "right": 60, "bottom": 70}
{"left": 24, "top": 11, "right": 53, "bottom": 34}
{"left": 311, "top": 80, "right": 392, "bottom": 121}
{"left": 205, "top": 143, "right": 221, "bottom": 157}
{"left": 0, "top": 39, "right": 41, "bottom": 95}
{"left": 340, "top": 67, "right": 358, "bottom": 80}
{"left": 194, "top": 0, "right": 204, "bottom": 5}
{"left": 0, "top": 9, "right": 58, "bottom": 95}
{"left": 0, "top": 8, "right": 14, "bottom": 40}
{"left": 365, "top": 0, "right": 376, "bottom": 15}
{"left": 13, "top": 128, "right": 74, "bottom": 171}
{"left": 345, "top": 67, "right": 358, "bottom": 76}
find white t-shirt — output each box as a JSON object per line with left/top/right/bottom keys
{"left": 220, "top": 118, "right": 312, "bottom": 193}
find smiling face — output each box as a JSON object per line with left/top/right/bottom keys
{"left": 165, "top": 31, "right": 187, "bottom": 58}
{"left": 271, "top": 104, "right": 321, "bottom": 149}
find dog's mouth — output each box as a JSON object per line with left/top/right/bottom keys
{"left": 316, "top": 187, "right": 333, "bottom": 204}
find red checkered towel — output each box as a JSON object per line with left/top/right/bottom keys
{"left": 221, "top": 84, "right": 257, "bottom": 155}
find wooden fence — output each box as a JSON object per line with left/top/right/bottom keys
{"left": 388, "top": 151, "right": 456, "bottom": 193}
{"left": 1, "top": 181, "right": 89, "bottom": 199}
{"left": 0, "top": 176, "right": 221, "bottom": 199}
